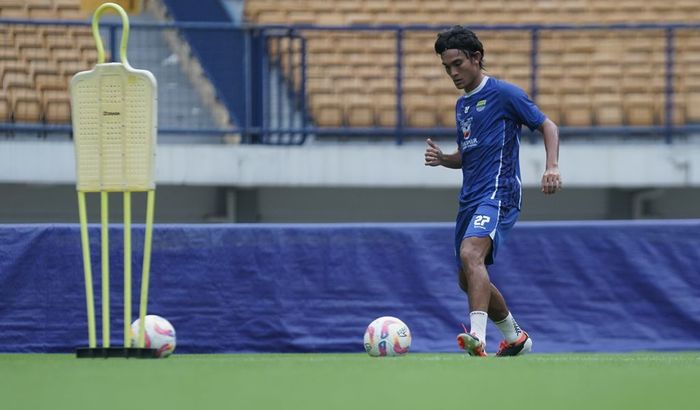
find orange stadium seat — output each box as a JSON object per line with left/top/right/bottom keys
{"left": 435, "top": 97, "right": 457, "bottom": 127}
{"left": 1, "top": 0, "right": 698, "bottom": 130}
{"left": 624, "top": 93, "right": 657, "bottom": 126}
{"left": 27, "top": 1, "right": 55, "bottom": 19}
{"left": 308, "top": 93, "right": 343, "bottom": 127}
{"left": 54, "top": 0, "right": 84, "bottom": 19}
{"left": 592, "top": 93, "right": 624, "bottom": 126}
{"left": 0, "top": 96, "right": 10, "bottom": 121}
{"left": 561, "top": 94, "right": 592, "bottom": 127}
{"left": 345, "top": 94, "right": 375, "bottom": 127}
{"left": 404, "top": 94, "right": 437, "bottom": 128}
{"left": 0, "top": 2, "right": 27, "bottom": 18}
{"left": 375, "top": 94, "right": 397, "bottom": 127}
{"left": 0, "top": 44, "right": 19, "bottom": 62}
{"left": 536, "top": 92, "right": 562, "bottom": 125}
{"left": 685, "top": 93, "right": 700, "bottom": 123}
{"left": 13, "top": 0, "right": 700, "bottom": 129}
{"left": 44, "top": 94, "right": 71, "bottom": 123}
{"left": 0, "top": 2, "right": 96, "bottom": 124}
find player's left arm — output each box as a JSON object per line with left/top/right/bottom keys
{"left": 538, "top": 118, "right": 562, "bottom": 195}
{"left": 504, "top": 82, "right": 562, "bottom": 195}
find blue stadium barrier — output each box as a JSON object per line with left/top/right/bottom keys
{"left": 0, "top": 221, "right": 698, "bottom": 354}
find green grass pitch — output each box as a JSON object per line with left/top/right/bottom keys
{"left": 1, "top": 353, "right": 698, "bottom": 410}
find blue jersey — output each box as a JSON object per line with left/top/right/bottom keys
{"left": 454, "top": 76, "right": 545, "bottom": 210}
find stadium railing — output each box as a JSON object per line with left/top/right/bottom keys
{"left": 2, "top": 19, "right": 700, "bottom": 144}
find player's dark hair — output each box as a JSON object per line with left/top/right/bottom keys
{"left": 434, "top": 25, "right": 485, "bottom": 70}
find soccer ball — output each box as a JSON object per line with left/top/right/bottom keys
{"left": 363, "top": 316, "right": 411, "bottom": 357}
{"left": 130, "top": 315, "right": 176, "bottom": 358}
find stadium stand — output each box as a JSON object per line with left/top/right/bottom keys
{"left": 2, "top": 1, "right": 700, "bottom": 134}
{"left": 244, "top": 0, "right": 700, "bottom": 128}
{"left": 0, "top": 1, "right": 92, "bottom": 124}
{"left": 0, "top": 0, "right": 229, "bottom": 134}
{"left": 147, "top": 0, "right": 234, "bottom": 134}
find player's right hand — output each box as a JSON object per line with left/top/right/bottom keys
{"left": 424, "top": 138, "right": 443, "bottom": 166}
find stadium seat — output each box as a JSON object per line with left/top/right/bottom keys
{"left": 1, "top": 0, "right": 699, "bottom": 133}
{"left": 404, "top": 94, "right": 437, "bottom": 128}
{"left": 55, "top": 0, "right": 83, "bottom": 20}
{"left": 0, "top": 45, "right": 19, "bottom": 62}
{"left": 30, "top": 60, "right": 60, "bottom": 80}
{"left": 309, "top": 93, "right": 343, "bottom": 127}
{"left": 27, "top": 2, "right": 55, "bottom": 19}
{"left": 536, "top": 92, "right": 562, "bottom": 125}
{"left": 0, "top": 97, "right": 9, "bottom": 121}
{"left": 561, "top": 94, "right": 592, "bottom": 127}
{"left": 662, "top": 93, "right": 686, "bottom": 125}
{"left": 345, "top": 94, "right": 375, "bottom": 127}
{"left": 10, "top": 86, "right": 41, "bottom": 122}
{"left": 4, "top": 0, "right": 684, "bottom": 130}
{"left": 0, "top": 3, "right": 87, "bottom": 125}
{"left": 624, "top": 93, "right": 656, "bottom": 126}
{"left": 685, "top": 92, "right": 700, "bottom": 122}
{"left": 44, "top": 95, "right": 71, "bottom": 123}
{"left": 435, "top": 97, "right": 457, "bottom": 128}
{"left": 375, "top": 94, "right": 397, "bottom": 127}
{"left": 592, "top": 93, "right": 624, "bottom": 126}
{"left": 0, "top": 2, "right": 26, "bottom": 18}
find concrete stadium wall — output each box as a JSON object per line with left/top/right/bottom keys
{"left": 1, "top": 183, "right": 699, "bottom": 223}
{"left": 2, "top": 140, "right": 700, "bottom": 188}
{"left": 2, "top": 139, "right": 700, "bottom": 223}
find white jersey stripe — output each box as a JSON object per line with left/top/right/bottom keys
{"left": 490, "top": 120, "right": 506, "bottom": 200}
{"left": 516, "top": 132, "right": 522, "bottom": 208}
{"left": 489, "top": 200, "right": 502, "bottom": 240}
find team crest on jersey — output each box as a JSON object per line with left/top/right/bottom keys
{"left": 460, "top": 117, "right": 473, "bottom": 139}
{"left": 459, "top": 116, "right": 478, "bottom": 150}
{"left": 476, "top": 99, "right": 487, "bottom": 112}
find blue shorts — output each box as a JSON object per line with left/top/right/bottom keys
{"left": 454, "top": 200, "right": 520, "bottom": 267}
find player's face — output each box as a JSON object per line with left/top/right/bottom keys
{"left": 440, "top": 49, "right": 482, "bottom": 92}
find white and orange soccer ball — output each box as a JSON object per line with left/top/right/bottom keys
{"left": 130, "top": 315, "right": 176, "bottom": 358}
{"left": 363, "top": 316, "right": 411, "bottom": 357}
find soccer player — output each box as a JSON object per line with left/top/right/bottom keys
{"left": 424, "top": 26, "right": 562, "bottom": 356}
